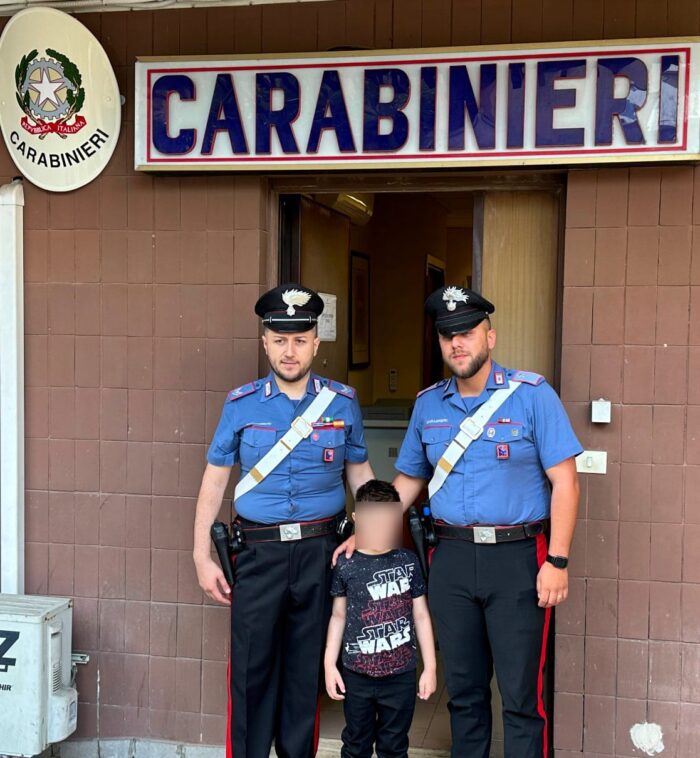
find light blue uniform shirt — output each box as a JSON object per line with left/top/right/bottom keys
{"left": 207, "top": 372, "right": 368, "bottom": 524}
{"left": 395, "top": 361, "right": 582, "bottom": 526}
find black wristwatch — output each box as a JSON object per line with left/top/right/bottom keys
{"left": 546, "top": 554, "right": 569, "bottom": 569}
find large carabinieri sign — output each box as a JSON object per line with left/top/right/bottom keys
{"left": 135, "top": 40, "right": 699, "bottom": 171}
{"left": 0, "top": 8, "right": 121, "bottom": 191}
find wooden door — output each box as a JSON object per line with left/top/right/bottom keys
{"left": 299, "top": 197, "right": 350, "bottom": 383}
{"left": 479, "top": 191, "right": 560, "bottom": 382}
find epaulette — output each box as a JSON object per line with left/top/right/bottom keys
{"left": 510, "top": 370, "right": 545, "bottom": 386}
{"left": 417, "top": 378, "right": 448, "bottom": 397}
{"left": 328, "top": 379, "right": 356, "bottom": 399}
{"left": 226, "top": 381, "right": 258, "bottom": 401}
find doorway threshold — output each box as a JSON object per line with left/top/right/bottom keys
{"left": 273, "top": 740, "right": 451, "bottom": 757}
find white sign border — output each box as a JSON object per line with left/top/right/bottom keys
{"left": 135, "top": 37, "right": 700, "bottom": 172}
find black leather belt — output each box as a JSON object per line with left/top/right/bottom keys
{"left": 236, "top": 514, "right": 339, "bottom": 543}
{"left": 434, "top": 520, "right": 546, "bottom": 544}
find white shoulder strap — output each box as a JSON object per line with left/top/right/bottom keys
{"left": 427, "top": 380, "right": 522, "bottom": 499}
{"left": 234, "top": 386, "right": 337, "bottom": 501}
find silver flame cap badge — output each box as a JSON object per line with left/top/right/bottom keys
{"left": 442, "top": 286, "right": 469, "bottom": 312}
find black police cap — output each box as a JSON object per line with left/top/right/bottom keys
{"left": 425, "top": 286, "right": 495, "bottom": 336}
{"left": 254, "top": 283, "right": 324, "bottom": 333}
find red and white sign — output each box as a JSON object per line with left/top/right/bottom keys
{"left": 135, "top": 40, "right": 700, "bottom": 171}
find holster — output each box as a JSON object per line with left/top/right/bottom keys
{"left": 407, "top": 504, "right": 438, "bottom": 581}
{"left": 210, "top": 521, "right": 244, "bottom": 587}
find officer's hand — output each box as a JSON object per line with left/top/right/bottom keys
{"left": 325, "top": 666, "right": 345, "bottom": 700}
{"left": 536, "top": 562, "right": 568, "bottom": 608}
{"left": 418, "top": 669, "right": 437, "bottom": 700}
{"left": 194, "top": 556, "right": 231, "bottom": 606}
{"left": 332, "top": 534, "right": 356, "bottom": 567}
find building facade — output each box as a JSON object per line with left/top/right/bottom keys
{"left": 0, "top": 1, "right": 699, "bottom": 756}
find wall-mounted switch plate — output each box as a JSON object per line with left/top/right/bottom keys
{"left": 575, "top": 450, "right": 607, "bottom": 475}
{"left": 591, "top": 399, "right": 612, "bottom": 423}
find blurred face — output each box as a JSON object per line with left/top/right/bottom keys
{"left": 438, "top": 320, "right": 496, "bottom": 380}
{"left": 262, "top": 328, "right": 320, "bottom": 383}
{"left": 354, "top": 502, "right": 403, "bottom": 552}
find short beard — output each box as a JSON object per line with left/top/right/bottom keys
{"left": 449, "top": 344, "right": 489, "bottom": 380}
{"left": 270, "top": 362, "right": 312, "bottom": 385}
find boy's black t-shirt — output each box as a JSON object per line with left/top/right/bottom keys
{"left": 331, "top": 548, "right": 426, "bottom": 678}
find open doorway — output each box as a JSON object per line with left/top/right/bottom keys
{"left": 277, "top": 182, "right": 562, "bottom": 755}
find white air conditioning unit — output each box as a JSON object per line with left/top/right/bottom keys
{"left": 313, "top": 193, "right": 375, "bottom": 225}
{"left": 0, "top": 594, "right": 78, "bottom": 756}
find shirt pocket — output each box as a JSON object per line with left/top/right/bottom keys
{"left": 239, "top": 426, "right": 278, "bottom": 467}
{"left": 421, "top": 424, "right": 453, "bottom": 466}
{"left": 482, "top": 422, "right": 524, "bottom": 444}
{"left": 306, "top": 428, "right": 346, "bottom": 467}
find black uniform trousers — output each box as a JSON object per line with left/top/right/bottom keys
{"left": 340, "top": 668, "right": 417, "bottom": 758}
{"left": 428, "top": 533, "right": 551, "bottom": 758}
{"left": 228, "top": 531, "right": 337, "bottom": 758}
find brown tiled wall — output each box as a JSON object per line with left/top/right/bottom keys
{"left": 557, "top": 167, "right": 700, "bottom": 757}
{"left": 1, "top": 0, "right": 699, "bottom": 752}
{"left": 7, "top": 166, "right": 267, "bottom": 743}
{"left": 0, "top": 6, "right": 269, "bottom": 739}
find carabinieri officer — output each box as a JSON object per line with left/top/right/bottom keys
{"left": 193, "top": 283, "right": 373, "bottom": 758}
{"left": 393, "top": 287, "right": 582, "bottom": 758}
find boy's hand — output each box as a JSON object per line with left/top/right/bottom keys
{"left": 325, "top": 666, "right": 346, "bottom": 700}
{"left": 332, "top": 534, "right": 355, "bottom": 567}
{"left": 418, "top": 669, "right": 437, "bottom": 700}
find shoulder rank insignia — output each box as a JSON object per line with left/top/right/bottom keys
{"left": 511, "top": 370, "right": 545, "bottom": 386}
{"left": 328, "top": 379, "right": 356, "bottom": 399}
{"left": 227, "top": 382, "right": 258, "bottom": 402}
{"left": 417, "top": 378, "right": 448, "bottom": 397}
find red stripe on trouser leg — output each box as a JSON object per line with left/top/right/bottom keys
{"left": 226, "top": 554, "right": 236, "bottom": 758}
{"left": 535, "top": 532, "right": 551, "bottom": 758}
{"left": 428, "top": 546, "right": 435, "bottom": 566}
{"left": 226, "top": 658, "right": 232, "bottom": 758}
{"left": 313, "top": 694, "right": 321, "bottom": 754}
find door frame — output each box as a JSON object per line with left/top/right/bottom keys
{"left": 268, "top": 169, "right": 567, "bottom": 386}
{"left": 267, "top": 169, "right": 567, "bottom": 748}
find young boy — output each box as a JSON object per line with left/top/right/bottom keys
{"left": 325, "top": 479, "right": 437, "bottom": 758}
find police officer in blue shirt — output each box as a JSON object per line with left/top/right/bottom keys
{"left": 336, "top": 286, "right": 582, "bottom": 758}
{"left": 193, "top": 283, "right": 373, "bottom": 758}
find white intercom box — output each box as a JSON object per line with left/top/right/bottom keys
{"left": 0, "top": 594, "right": 77, "bottom": 756}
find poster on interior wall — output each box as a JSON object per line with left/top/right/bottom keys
{"left": 135, "top": 40, "right": 700, "bottom": 171}
{"left": 0, "top": 8, "right": 121, "bottom": 192}
{"left": 318, "top": 293, "right": 337, "bottom": 342}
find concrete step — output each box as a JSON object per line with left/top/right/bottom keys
{"left": 292, "top": 739, "right": 450, "bottom": 757}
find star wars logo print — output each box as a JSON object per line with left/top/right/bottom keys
{"left": 366, "top": 564, "right": 415, "bottom": 602}
{"left": 346, "top": 616, "right": 411, "bottom": 655}
{"left": 0, "top": 630, "right": 20, "bottom": 674}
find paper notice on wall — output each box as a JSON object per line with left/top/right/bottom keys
{"left": 318, "top": 293, "right": 337, "bottom": 342}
